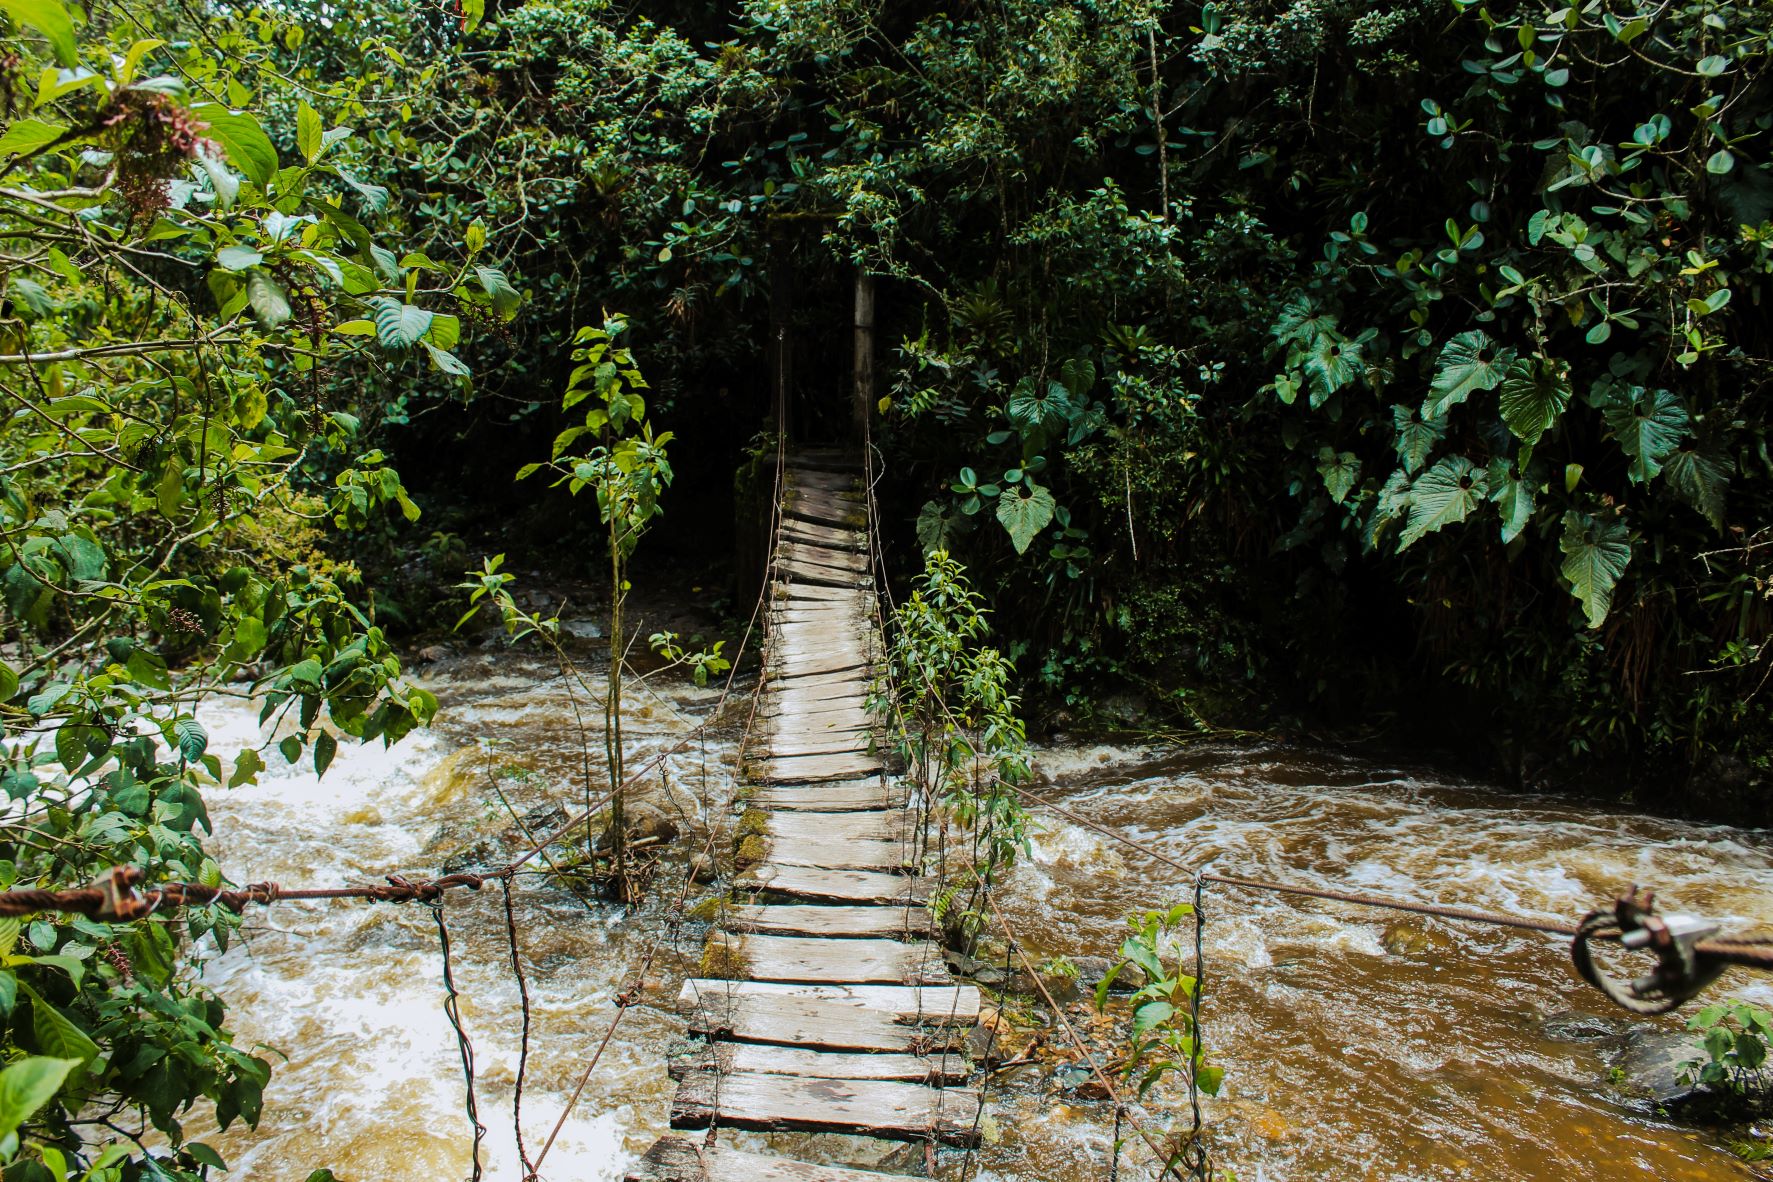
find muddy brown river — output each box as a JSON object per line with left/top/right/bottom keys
{"left": 187, "top": 649, "right": 1773, "bottom": 1180}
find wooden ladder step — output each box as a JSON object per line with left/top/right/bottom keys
{"left": 736, "top": 864, "right": 930, "bottom": 905}
{"left": 702, "top": 932, "right": 951, "bottom": 985}
{"left": 725, "top": 904, "right": 931, "bottom": 939}
{"left": 670, "top": 1072, "right": 980, "bottom": 1144}
{"left": 627, "top": 1135, "right": 911, "bottom": 1181}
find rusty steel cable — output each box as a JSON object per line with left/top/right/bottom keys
{"left": 502, "top": 878, "right": 537, "bottom": 1178}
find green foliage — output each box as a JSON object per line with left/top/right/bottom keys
{"left": 1681, "top": 1000, "right": 1772, "bottom": 1096}
{"left": 880, "top": 552, "right": 1032, "bottom": 935}
{"left": 0, "top": 0, "right": 487, "bottom": 1170}
{"left": 1095, "top": 902, "right": 1221, "bottom": 1172}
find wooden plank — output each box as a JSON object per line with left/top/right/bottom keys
{"left": 737, "top": 864, "right": 930, "bottom": 905}
{"left": 725, "top": 904, "right": 930, "bottom": 938}
{"left": 669, "top": 1041, "right": 965, "bottom": 1083}
{"left": 781, "top": 502, "right": 865, "bottom": 530}
{"left": 774, "top": 562, "right": 867, "bottom": 589}
{"left": 781, "top": 524, "right": 866, "bottom": 551}
{"left": 628, "top": 1135, "right": 909, "bottom": 1182}
{"left": 700, "top": 932, "right": 952, "bottom": 985}
{"left": 749, "top": 781, "right": 900, "bottom": 812}
{"left": 778, "top": 543, "right": 868, "bottom": 573}
{"left": 777, "top": 583, "right": 866, "bottom": 604}
{"left": 787, "top": 470, "right": 861, "bottom": 493}
{"left": 670, "top": 1072, "right": 980, "bottom": 1145}
{"left": 676, "top": 981, "right": 977, "bottom": 1052}
{"left": 765, "top": 837, "right": 913, "bottom": 871}
{"left": 763, "top": 810, "right": 909, "bottom": 844}
{"left": 754, "top": 752, "right": 883, "bottom": 783}
{"left": 759, "top": 737, "right": 875, "bottom": 760}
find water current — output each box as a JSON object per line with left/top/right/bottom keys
{"left": 186, "top": 649, "right": 1773, "bottom": 1181}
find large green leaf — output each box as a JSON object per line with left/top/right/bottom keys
{"left": 1316, "top": 447, "right": 1360, "bottom": 504}
{"left": 369, "top": 297, "right": 433, "bottom": 349}
{"left": 1486, "top": 458, "right": 1535, "bottom": 543}
{"left": 27, "top": 991, "right": 98, "bottom": 1065}
{"left": 916, "top": 500, "right": 964, "bottom": 554}
{"left": 1497, "top": 357, "right": 1571, "bottom": 446}
{"left": 1303, "top": 334, "right": 1364, "bottom": 404}
{"left": 190, "top": 106, "right": 278, "bottom": 187}
{"left": 1005, "top": 377, "right": 1071, "bottom": 434}
{"left": 1423, "top": 330, "right": 1515, "bottom": 419}
{"left": 1559, "top": 510, "right": 1632, "bottom": 628}
{"left": 995, "top": 479, "right": 1056, "bottom": 554}
{"left": 174, "top": 717, "right": 207, "bottom": 762}
{"left": 1602, "top": 386, "right": 1688, "bottom": 483}
{"left": 0, "top": 1056, "right": 78, "bottom": 1145}
{"left": 475, "top": 265, "right": 522, "bottom": 318}
{"left": 246, "top": 271, "right": 291, "bottom": 328}
{"left": 1391, "top": 404, "right": 1444, "bottom": 474}
{"left": 0, "top": 117, "right": 67, "bottom": 158}
{"left": 1398, "top": 456, "right": 1488, "bottom": 550}
{"left": 1663, "top": 442, "right": 1732, "bottom": 529}
{"left": 0, "top": 0, "right": 78, "bottom": 67}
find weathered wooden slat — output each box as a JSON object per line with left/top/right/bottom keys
{"left": 676, "top": 981, "right": 976, "bottom": 1052}
{"left": 777, "top": 582, "right": 867, "bottom": 604}
{"left": 778, "top": 543, "right": 869, "bottom": 572}
{"left": 754, "top": 753, "right": 883, "bottom": 784}
{"left": 763, "top": 837, "right": 913, "bottom": 872}
{"left": 738, "top": 863, "right": 930, "bottom": 905}
{"left": 627, "top": 1135, "right": 909, "bottom": 1182}
{"left": 774, "top": 562, "right": 868, "bottom": 589}
{"left": 670, "top": 1072, "right": 981, "bottom": 1145}
{"left": 781, "top": 524, "right": 866, "bottom": 551}
{"left": 748, "top": 781, "right": 896, "bottom": 812}
{"left": 763, "top": 810, "right": 909, "bottom": 843}
{"left": 725, "top": 904, "right": 930, "bottom": 938}
{"left": 759, "top": 737, "right": 875, "bottom": 761}
{"left": 669, "top": 1041, "right": 965, "bottom": 1083}
{"left": 700, "top": 932, "right": 951, "bottom": 986}
{"left": 787, "top": 469, "right": 862, "bottom": 492}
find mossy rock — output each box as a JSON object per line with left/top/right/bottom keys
{"left": 735, "top": 808, "right": 769, "bottom": 838}
{"left": 734, "top": 833, "right": 768, "bottom": 869}
{"left": 699, "top": 939, "right": 749, "bottom": 979}
{"left": 687, "top": 895, "right": 727, "bottom": 923}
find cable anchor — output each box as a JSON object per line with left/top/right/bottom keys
{"left": 1571, "top": 886, "right": 1727, "bottom": 1014}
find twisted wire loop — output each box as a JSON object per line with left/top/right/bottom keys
{"left": 1571, "top": 886, "right": 1734, "bottom": 1015}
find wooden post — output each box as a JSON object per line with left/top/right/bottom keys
{"left": 852, "top": 271, "right": 875, "bottom": 443}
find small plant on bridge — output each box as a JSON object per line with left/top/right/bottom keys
{"left": 1681, "top": 1000, "right": 1773, "bottom": 1101}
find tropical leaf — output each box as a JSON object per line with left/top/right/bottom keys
{"left": 245, "top": 271, "right": 290, "bottom": 328}
{"left": 1424, "top": 330, "right": 1515, "bottom": 419}
{"left": 1559, "top": 510, "right": 1632, "bottom": 628}
{"left": 295, "top": 101, "right": 322, "bottom": 163}
{"left": 27, "top": 991, "right": 98, "bottom": 1065}
{"left": 1316, "top": 447, "right": 1360, "bottom": 504}
{"left": 1663, "top": 442, "right": 1732, "bottom": 529}
{"left": 1303, "top": 334, "right": 1365, "bottom": 404}
{"left": 1270, "top": 295, "right": 1337, "bottom": 348}
{"left": 1005, "top": 377, "right": 1071, "bottom": 434}
{"left": 996, "top": 478, "right": 1056, "bottom": 554}
{"left": 0, "top": 1056, "right": 78, "bottom": 1145}
{"left": 1601, "top": 386, "right": 1689, "bottom": 483}
{"left": 0, "top": 0, "right": 78, "bottom": 67}
{"left": 1391, "top": 404, "right": 1444, "bottom": 474}
{"left": 190, "top": 106, "right": 278, "bottom": 187}
{"left": 369, "top": 297, "right": 433, "bottom": 349}
{"left": 174, "top": 717, "right": 207, "bottom": 762}
{"left": 916, "top": 499, "right": 965, "bottom": 554}
{"left": 1398, "top": 455, "right": 1488, "bottom": 550}
{"left": 1497, "top": 356, "right": 1571, "bottom": 445}
{"left": 474, "top": 265, "right": 521, "bottom": 317}
{"left": 1486, "top": 458, "right": 1535, "bottom": 543}
{"left": 0, "top": 117, "right": 67, "bottom": 158}
{"left": 423, "top": 341, "right": 471, "bottom": 377}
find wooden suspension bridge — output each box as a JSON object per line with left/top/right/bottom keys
{"left": 628, "top": 449, "right": 983, "bottom": 1181}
